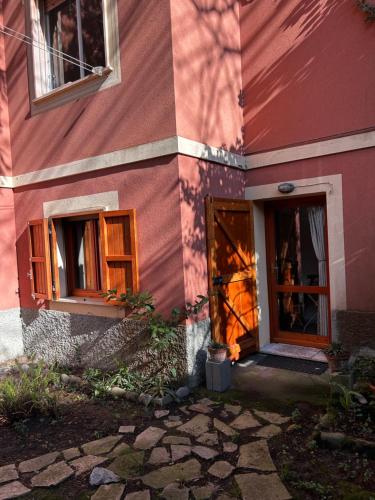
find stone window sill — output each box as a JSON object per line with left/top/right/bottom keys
{"left": 50, "top": 296, "right": 125, "bottom": 319}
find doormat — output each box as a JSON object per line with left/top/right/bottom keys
{"left": 252, "top": 353, "right": 327, "bottom": 375}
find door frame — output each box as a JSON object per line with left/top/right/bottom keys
{"left": 265, "top": 195, "right": 332, "bottom": 349}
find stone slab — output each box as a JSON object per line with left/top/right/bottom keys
{"left": 208, "top": 460, "right": 234, "bottom": 479}
{"left": 171, "top": 445, "right": 192, "bottom": 462}
{"left": 134, "top": 427, "right": 166, "bottom": 450}
{"left": 0, "top": 481, "right": 31, "bottom": 499}
{"left": 237, "top": 441, "right": 276, "bottom": 471}
{"left": 142, "top": 458, "right": 201, "bottom": 489}
{"left": 235, "top": 473, "right": 292, "bottom": 500}
{"left": 70, "top": 455, "right": 107, "bottom": 476}
{"left": 31, "top": 461, "right": 74, "bottom": 487}
{"left": 192, "top": 446, "right": 219, "bottom": 460}
{"left": 161, "top": 482, "right": 189, "bottom": 499}
{"left": 119, "top": 425, "right": 136, "bottom": 434}
{"left": 18, "top": 451, "right": 60, "bottom": 473}
{"left": 0, "top": 465, "right": 18, "bottom": 485}
{"left": 108, "top": 442, "right": 131, "bottom": 459}
{"left": 62, "top": 447, "right": 81, "bottom": 461}
{"left": 196, "top": 432, "right": 219, "bottom": 446}
{"left": 92, "top": 483, "right": 126, "bottom": 500}
{"left": 223, "top": 442, "right": 238, "bottom": 453}
{"left": 125, "top": 490, "right": 151, "bottom": 500}
{"left": 253, "top": 410, "right": 290, "bottom": 425}
{"left": 189, "top": 403, "right": 212, "bottom": 414}
{"left": 163, "top": 436, "right": 191, "bottom": 446}
{"left": 230, "top": 412, "right": 260, "bottom": 430}
{"left": 224, "top": 404, "right": 242, "bottom": 415}
{"left": 214, "top": 418, "right": 237, "bottom": 437}
{"left": 148, "top": 447, "right": 170, "bottom": 465}
{"left": 82, "top": 435, "right": 122, "bottom": 456}
{"left": 253, "top": 424, "right": 282, "bottom": 439}
{"left": 191, "top": 484, "right": 216, "bottom": 499}
{"left": 177, "top": 415, "right": 211, "bottom": 437}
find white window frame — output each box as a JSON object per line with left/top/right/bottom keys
{"left": 26, "top": 0, "right": 121, "bottom": 114}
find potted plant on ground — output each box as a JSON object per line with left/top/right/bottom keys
{"left": 323, "top": 342, "right": 350, "bottom": 373}
{"left": 208, "top": 341, "right": 228, "bottom": 363}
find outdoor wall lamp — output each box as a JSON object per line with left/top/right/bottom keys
{"left": 278, "top": 182, "right": 334, "bottom": 194}
{"left": 278, "top": 182, "right": 295, "bottom": 194}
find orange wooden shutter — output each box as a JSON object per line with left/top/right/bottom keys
{"left": 27, "top": 219, "right": 52, "bottom": 300}
{"left": 99, "top": 210, "right": 139, "bottom": 294}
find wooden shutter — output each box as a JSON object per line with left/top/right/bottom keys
{"left": 27, "top": 219, "right": 52, "bottom": 300}
{"left": 99, "top": 210, "right": 139, "bottom": 294}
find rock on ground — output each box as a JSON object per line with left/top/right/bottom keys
{"left": 192, "top": 446, "right": 219, "bottom": 460}
{"left": 62, "top": 447, "right": 80, "bottom": 461}
{"left": 125, "top": 490, "right": 151, "bottom": 500}
{"left": 91, "top": 483, "right": 126, "bottom": 500}
{"left": 208, "top": 461, "right": 234, "bottom": 479}
{"left": 161, "top": 482, "right": 190, "bottom": 499}
{"left": 253, "top": 410, "right": 290, "bottom": 425}
{"left": 163, "top": 436, "right": 191, "bottom": 446}
{"left": 177, "top": 415, "right": 211, "bottom": 437}
{"left": 89, "top": 467, "right": 121, "bottom": 486}
{"left": 141, "top": 459, "right": 201, "bottom": 489}
{"left": 0, "top": 481, "right": 31, "bottom": 500}
{"left": 171, "top": 445, "right": 192, "bottom": 462}
{"left": 196, "top": 432, "right": 219, "bottom": 446}
{"left": 82, "top": 435, "right": 122, "bottom": 456}
{"left": 18, "top": 451, "right": 60, "bottom": 473}
{"left": 108, "top": 450, "right": 145, "bottom": 480}
{"left": 253, "top": 424, "right": 282, "bottom": 439}
{"left": 235, "top": 473, "right": 292, "bottom": 500}
{"left": 188, "top": 403, "right": 213, "bottom": 414}
{"left": 237, "top": 441, "right": 276, "bottom": 471}
{"left": 148, "top": 447, "right": 170, "bottom": 465}
{"left": 70, "top": 455, "right": 107, "bottom": 476}
{"left": 191, "top": 483, "right": 216, "bottom": 499}
{"left": 214, "top": 418, "right": 237, "bottom": 437}
{"left": 134, "top": 427, "right": 166, "bottom": 450}
{"left": 31, "top": 461, "right": 74, "bottom": 487}
{"left": 119, "top": 425, "right": 136, "bottom": 434}
{"left": 223, "top": 442, "right": 238, "bottom": 453}
{"left": 0, "top": 464, "right": 18, "bottom": 484}
{"left": 230, "top": 412, "right": 260, "bottom": 430}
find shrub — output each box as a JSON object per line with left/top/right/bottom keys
{"left": 0, "top": 362, "right": 58, "bottom": 422}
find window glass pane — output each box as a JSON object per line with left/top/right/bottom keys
{"left": 275, "top": 205, "right": 326, "bottom": 287}
{"left": 277, "top": 292, "right": 328, "bottom": 336}
{"left": 45, "top": 0, "right": 81, "bottom": 87}
{"left": 80, "top": 0, "right": 106, "bottom": 74}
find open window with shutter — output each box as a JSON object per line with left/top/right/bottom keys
{"left": 27, "top": 219, "right": 53, "bottom": 300}
{"left": 99, "top": 210, "right": 139, "bottom": 295}
{"left": 27, "top": 209, "right": 139, "bottom": 302}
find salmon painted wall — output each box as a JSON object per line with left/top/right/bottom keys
{"left": 178, "top": 155, "right": 245, "bottom": 313}
{"left": 13, "top": 157, "right": 186, "bottom": 314}
{"left": 171, "top": 0, "right": 243, "bottom": 152}
{"left": 0, "top": 5, "right": 11, "bottom": 178}
{"left": 3, "top": 0, "right": 176, "bottom": 176}
{"left": 246, "top": 147, "right": 375, "bottom": 312}
{"left": 240, "top": 0, "right": 375, "bottom": 153}
{"left": 0, "top": 188, "right": 19, "bottom": 310}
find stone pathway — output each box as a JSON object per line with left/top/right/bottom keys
{"left": 0, "top": 399, "right": 292, "bottom": 499}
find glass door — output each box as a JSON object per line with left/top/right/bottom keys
{"left": 265, "top": 196, "right": 330, "bottom": 348}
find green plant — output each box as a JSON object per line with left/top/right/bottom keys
{"left": 83, "top": 368, "right": 111, "bottom": 398}
{"left": 291, "top": 480, "right": 333, "bottom": 498}
{"left": 0, "top": 362, "right": 58, "bottom": 422}
{"left": 110, "top": 365, "right": 146, "bottom": 392}
{"left": 352, "top": 356, "right": 375, "bottom": 384}
{"left": 291, "top": 408, "right": 302, "bottom": 422}
{"left": 324, "top": 342, "right": 347, "bottom": 357}
{"left": 331, "top": 383, "right": 367, "bottom": 411}
{"left": 209, "top": 341, "right": 228, "bottom": 349}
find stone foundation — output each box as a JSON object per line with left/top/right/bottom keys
{"left": 21, "top": 309, "right": 210, "bottom": 387}
{"left": 335, "top": 309, "right": 375, "bottom": 352}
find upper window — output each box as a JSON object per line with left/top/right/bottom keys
{"left": 43, "top": 0, "right": 106, "bottom": 90}
{"left": 27, "top": 210, "right": 138, "bottom": 301}
{"left": 27, "top": 0, "right": 121, "bottom": 112}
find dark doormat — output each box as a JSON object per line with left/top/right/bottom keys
{"left": 248, "top": 353, "right": 327, "bottom": 375}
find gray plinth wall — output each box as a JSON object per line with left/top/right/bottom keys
{"left": 0, "top": 308, "right": 24, "bottom": 362}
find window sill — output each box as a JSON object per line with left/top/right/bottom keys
{"left": 31, "top": 66, "right": 118, "bottom": 115}
{"left": 50, "top": 295, "right": 126, "bottom": 318}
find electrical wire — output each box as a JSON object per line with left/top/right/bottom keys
{"left": 0, "top": 24, "right": 102, "bottom": 74}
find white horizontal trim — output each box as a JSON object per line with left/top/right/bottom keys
{"left": 43, "top": 191, "right": 119, "bottom": 218}
{"left": 0, "top": 176, "right": 13, "bottom": 188}
{"left": 8, "top": 136, "right": 245, "bottom": 188}
{"left": 246, "top": 130, "right": 375, "bottom": 169}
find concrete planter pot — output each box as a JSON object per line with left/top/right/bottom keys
{"left": 208, "top": 346, "right": 228, "bottom": 363}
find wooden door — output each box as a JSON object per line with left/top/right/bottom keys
{"left": 206, "top": 197, "right": 259, "bottom": 361}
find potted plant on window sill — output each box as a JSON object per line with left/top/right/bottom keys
{"left": 208, "top": 341, "right": 229, "bottom": 363}
{"left": 323, "top": 342, "right": 350, "bottom": 373}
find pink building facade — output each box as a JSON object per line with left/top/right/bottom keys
{"left": 0, "top": 0, "right": 374, "bottom": 382}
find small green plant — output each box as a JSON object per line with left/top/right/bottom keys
{"left": 331, "top": 383, "right": 367, "bottom": 411}
{"left": 291, "top": 480, "right": 332, "bottom": 498}
{"left": 83, "top": 368, "right": 111, "bottom": 398}
{"left": 324, "top": 342, "right": 346, "bottom": 357}
{"left": 0, "top": 362, "right": 58, "bottom": 422}
{"left": 291, "top": 408, "right": 302, "bottom": 423}
{"left": 209, "top": 341, "right": 228, "bottom": 349}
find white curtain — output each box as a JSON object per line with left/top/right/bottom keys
{"left": 308, "top": 207, "right": 328, "bottom": 336}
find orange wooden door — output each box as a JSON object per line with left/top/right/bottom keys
{"left": 206, "top": 197, "right": 259, "bottom": 360}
